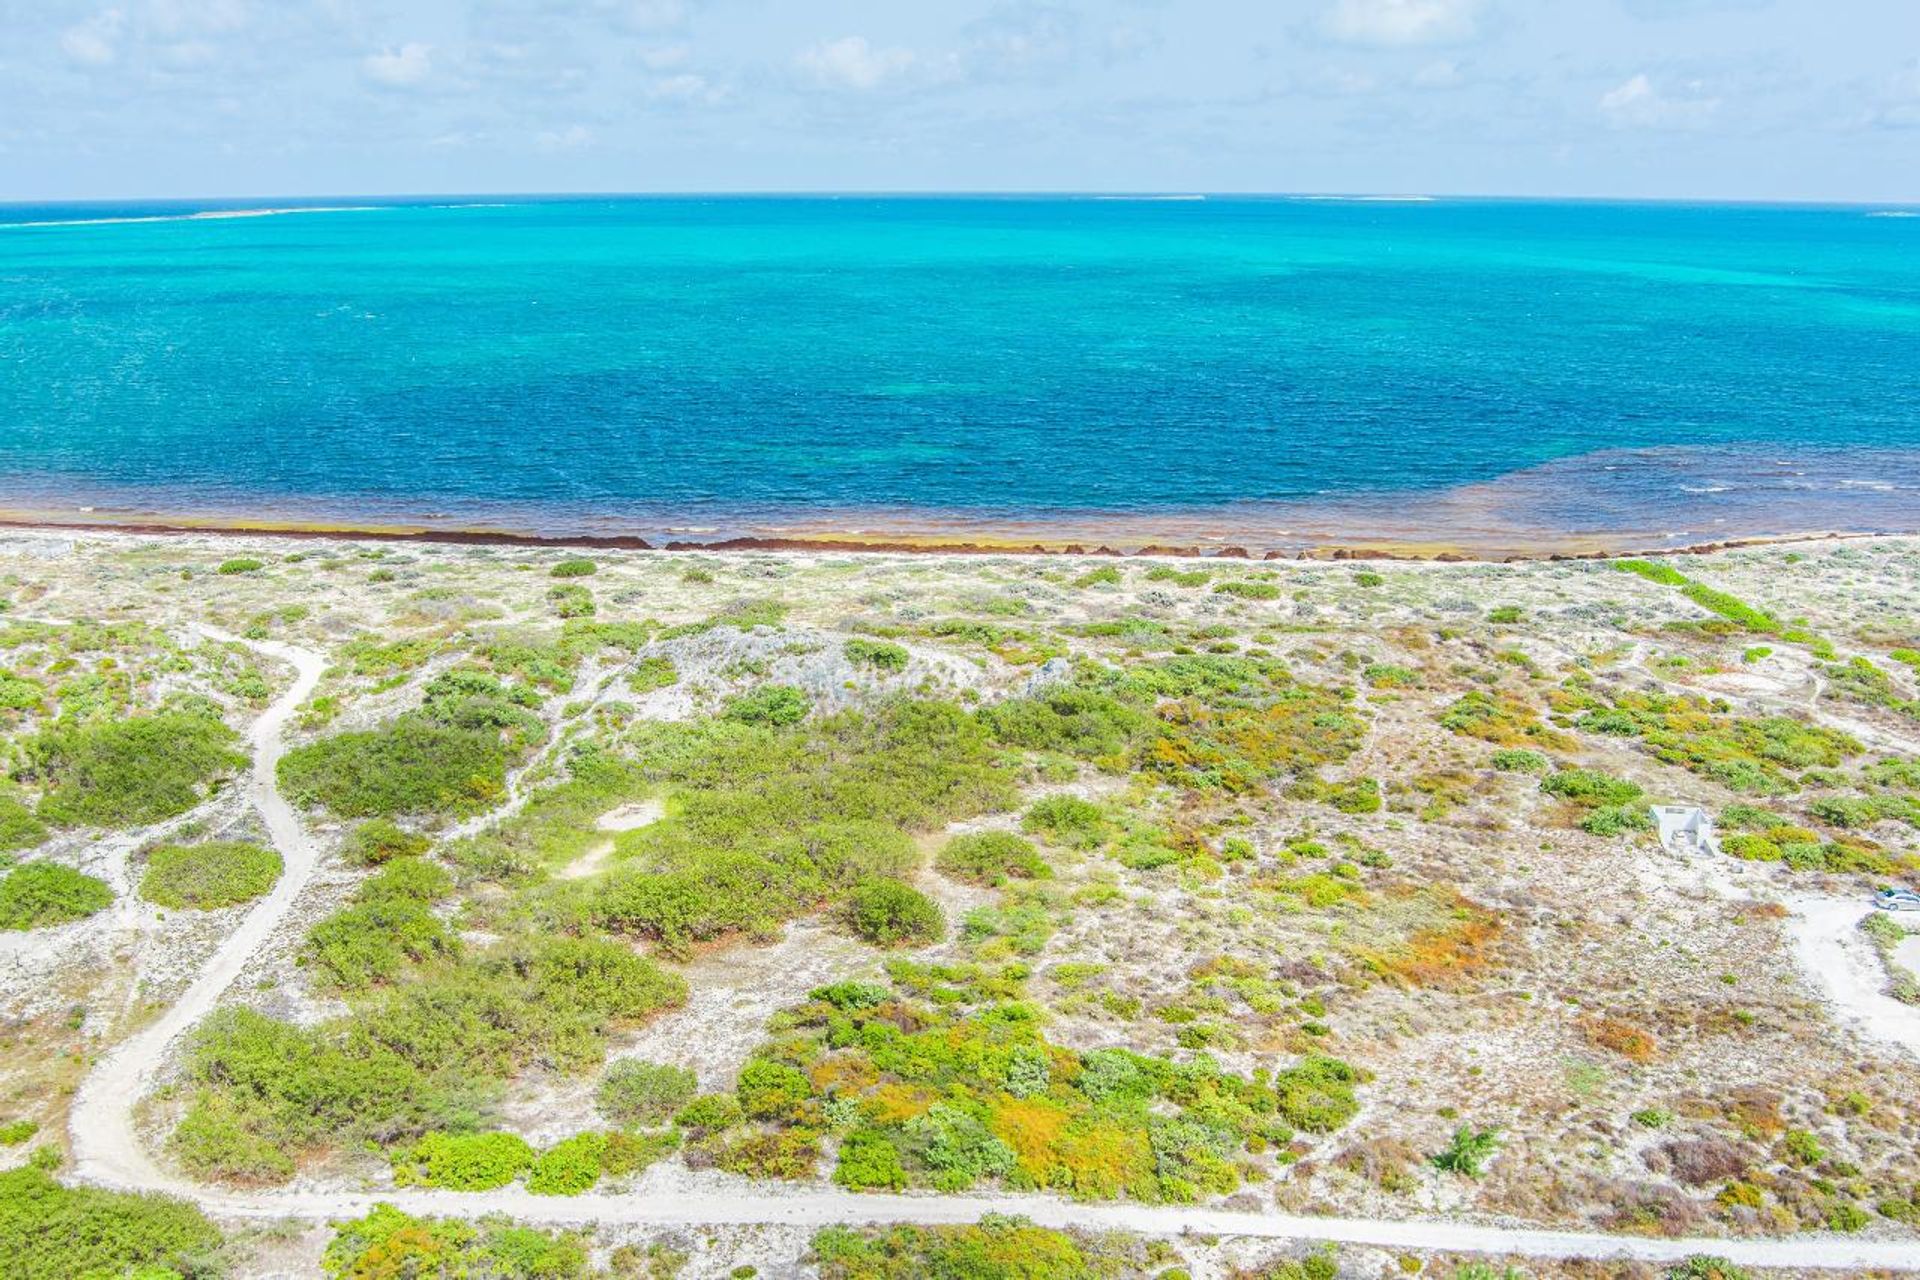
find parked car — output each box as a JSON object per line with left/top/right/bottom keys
{"left": 1874, "top": 887, "right": 1920, "bottom": 912}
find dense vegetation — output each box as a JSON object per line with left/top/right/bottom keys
{"left": 590, "top": 701, "right": 1012, "bottom": 956}
{"left": 24, "top": 708, "right": 244, "bottom": 827}
{"left": 324, "top": 1204, "right": 594, "bottom": 1279}
{"left": 171, "top": 933, "right": 685, "bottom": 1182}
{"left": 139, "top": 840, "right": 282, "bottom": 910}
{"left": 690, "top": 965, "right": 1366, "bottom": 1201}
{"left": 0, "top": 861, "right": 113, "bottom": 930}
{"left": 279, "top": 669, "right": 544, "bottom": 818}
{"left": 0, "top": 1165, "right": 225, "bottom": 1280}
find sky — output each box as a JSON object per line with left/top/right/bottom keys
{"left": 2, "top": 0, "right": 1917, "bottom": 203}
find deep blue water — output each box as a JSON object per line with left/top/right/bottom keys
{"left": 1, "top": 195, "right": 1917, "bottom": 547}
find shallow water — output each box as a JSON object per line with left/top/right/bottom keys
{"left": 2, "top": 195, "right": 1916, "bottom": 549}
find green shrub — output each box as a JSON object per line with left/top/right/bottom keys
{"left": 674, "top": 1094, "right": 744, "bottom": 1134}
{"left": 722, "top": 685, "right": 811, "bottom": 726}
{"left": 216, "top": 557, "right": 265, "bottom": 575}
{"left": 1353, "top": 571, "right": 1384, "bottom": 588}
{"left": 1486, "top": 606, "right": 1524, "bottom": 624}
{"left": 597, "top": 1059, "right": 698, "bottom": 1126}
{"left": 0, "top": 795, "right": 48, "bottom": 852}
{"left": 341, "top": 818, "right": 430, "bottom": 866}
{"left": 598, "top": 702, "right": 1010, "bottom": 955}
{"left": 738, "top": 1058, "right": 814, "bottom": 1120}
{"left": 629, "top": 655, "right": 679, "bottom": 693}
{"left": 938, "top": 832, "right": 1050, "bottom": 885}
{"left": 1490, "top": 749, "right": 1548, "bottom": 774}
{"left": 305, "top": 897, "right": 455, "bottom": 989}
{"left": 1213, "top": 580, "right": 1281, "bottom": 600}
{"left": 1430, "top": 1125, "right": 1500, "bottom": 1178}
{"left": 1021, "top": 795, "right": 1113, "bottom": 848}
{"left": 1665, "top": 1259, "right": 1749, "bottom": 1280}
{"left": 548, "top": 584, "right": 595, "bottom": 618}
{"left": 845, "top": 638, "right": 910, "bottom": 671}
{"left": 324, "top": 1204, "right": 592, "bottom": 1279}
{"left": 279, "top": 674, "right": 540, "bottom": 818}
{"left": 845, "top": 878, "right": 943, "bottom": 947}
{"left": 813, "top": 1218, "right": 1112, "bottom": 1280}
{"left": 0, "top": 862, "right": 113, "bottom": 930}
{"left": 550, "top": 558, "right": 597, "bottom": 578}
{"left": 140, "top": 840, "right": 281, "bottom": 910}
{"left": 0, "top": 1120, "right": 37, "bottom": 1145}
{"left": 28, "top": 710, "right": 244, "bottom": 827}
{"left": 601, "top": 1128, "right": 680, "bottom": 1177}
{"left": 1541, "top": 768, "right": 1643, "bottom": 809}
{"left": 835, "top": 1129, "right": 909, "bottom": 1190}
{"left": 527, "top": 1132, "right": 606, "bottom": 1195}
{"left": 0, "top": 1166, "right": 224, "bottom": 1280}
{"left": 176, "top": 939, "right": 686, "bottom": 1181}
{"left": 392, "top": 1131, "right": 535, "bottom": 1190}
{"left": 1579, "top": 804, "right": 1653, "bottom": 837}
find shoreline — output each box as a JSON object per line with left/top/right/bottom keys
{"left": 0, "top": 507, "right": 1903, "bottom": 565}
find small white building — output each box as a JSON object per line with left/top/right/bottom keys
{"left": 1652, "top": 805, "right": 1721, "bottom": 858}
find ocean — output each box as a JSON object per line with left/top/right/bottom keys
{"left": 1, "top": 195, "right": 1916, "bottom": 554}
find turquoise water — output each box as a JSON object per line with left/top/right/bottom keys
{"left": 1, "top": 196, "right": 1917, "bottom": 548}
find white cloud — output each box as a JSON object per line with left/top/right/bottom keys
{"left": 535, "top": 123, "right": 593, "bottom": 150}
{"left": 1599, "top": 73, "right": 1721, "bottom": 129}
{"left": 1322, "top": 0, "right": 1484, "bottom": 48}
{"left": 637, "top": 43, "right": 690, "bottom": 71}
{"left": 1411, "top": 58, "right": 1464, "bottom": 89}
{"left": 61, "top": 9, "right": 126, "bottom": 68}
{"left": 647, "top": 73, "right": 722, "bottom": 104}
{"left": 362, "top": 42, "right": 434, "bottom": 89}
{"left": 795, "top": 36, "right": 917, "bottom": 92}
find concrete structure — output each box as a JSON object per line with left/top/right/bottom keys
{"left": 1653, "top": 805, "right": 1721, "bottom": 858}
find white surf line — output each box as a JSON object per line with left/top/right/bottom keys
{"left": 59, "top": 632, "right": 1920, "bottom": 1271}
{"left": 68, "top": 627, "right": 326, "bottom": 1197}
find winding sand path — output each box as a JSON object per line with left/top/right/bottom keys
{"left": 59, "top": 631, "right": 1920, "bottom": 1271}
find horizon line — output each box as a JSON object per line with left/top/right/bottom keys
{"left": 4, "top": 188, "right": 1919, "bottom": 212}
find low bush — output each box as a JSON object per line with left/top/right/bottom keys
{"left": 392, "top": 1131, "right": 535, "bottom": 1190}
{"left": 845, "top": 638, "right": 910, "bottom": 671}
{"left": 846, "top": 878, "right": 943, "bottom": 946}
{"left": 527, "top": 1132, "right": 606, "bottom": 1195}
{"left": 140, "top": 840, "right": 282, "bottom": 910}
{"left": 323, "top": 1204, "right": 592, "bottom": 1279}
{"left": 1541, "top": 768, "right": 1644, "bottom": 809}
{"left": 27, "top": 710, "right": 245, "bottom": 827}
{"left": 597, "top": 702, "right": 1011, "bottom": 955}
{"left": 1431, "top": 1125, "right": 1500, "bottom": 1178}
{"left": 0, "top": 861, "right": 113, "bottom": 930}
{"left": 1213, "top": 580, "right": 1281, "bottom": 600}
{"left": 0, "top": 1166, "right": 225, "bottom": 1280}
{"left": 550, "top": 558, "right": 597, "bottom": 578}
{"left": 813, "top": 1217, "right": 1134, "bottom": 1280}
{"left": 1490, "top": 749, "right": 1549, "bottom": 774}
{"left": 341, "top": 818, "right": 430, "bottom": 865}
{"left": 177, "top": 937, "right": 686, "bottom": 1179}
{"left": 0, "top": 795, "right": 48, "bottom": 851}
{"left": 279, "top": 672, "right": 541, "bottom": 818}
{"left": 597, "top": 1059, "right": 698, "bottom": 1126}
{"left": 1021, "top": 795, "right": 1114, "bottom": 849}
{"left": 629, "top": 655, "right": 679, "bottom": 693}
{"left": 722, "top": 685, "right": 811, "bottom": 726}
{"left": 743, "top": 970, "right": 1366, "bottom": 1202}
{"left": 216, "top": 557, "right": 265, "bottom": 575}
{"left": 938, "top": 831, "right": 1051, "bottom": 885}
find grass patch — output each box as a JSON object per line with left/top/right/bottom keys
{"left": 140, "top": 841, "right": 282, "bottom": 910}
